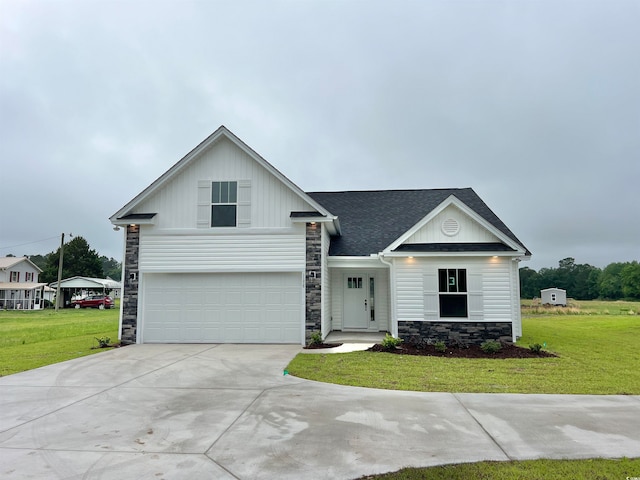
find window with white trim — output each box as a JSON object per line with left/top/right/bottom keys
{"left": 25, "top": 272, "right": 34, "bottom": 282}
{"left": 438, "top": 268, "right": 468, "bottom": 317}
{"left": 211, "top": 181, "right": 237, "bottom": 227}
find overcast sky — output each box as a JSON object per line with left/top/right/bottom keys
{"left": 1, "top": 0, "right": 638, "bottom": 271}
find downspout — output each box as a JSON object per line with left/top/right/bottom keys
{"left": 378, "top": 253, "right": 398, "bottom": 338}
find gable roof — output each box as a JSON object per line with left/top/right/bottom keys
{"left": 0, "top": 256, "right": 43, "bottom": 272}
{"left": 110, "top": 126, "right": 337, "bottom": 230}
{"left": 307, "top": 188, "right": 531, "bottom": 257}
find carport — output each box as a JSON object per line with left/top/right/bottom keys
{"left": 48, "top": 276, "right": 121, "bottom": 308}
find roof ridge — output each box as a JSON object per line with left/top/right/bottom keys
{"left": 306, "top": 187, "right": 473, "bottom": 194}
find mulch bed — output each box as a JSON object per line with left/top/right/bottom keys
{"left": 303, "top": 343, "right": 343, "bottom": 349}
{"left": 368, "top": 343, "right": 557, "bottom": 359}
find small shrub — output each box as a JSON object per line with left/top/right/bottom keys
{"left": 381, "top": 333, "right": 403, "bottom": 350}
{"left": 434, "top": 340, "right": 447, "bottom": 353}
{"left": 529, "top": 343, "right": 544, "bottom": 354}
{"left": 309, "top": 331, "right": 323, "bottom": 346}
{"left": 95, "top": 336, "right": 111, "bottom": 348}
{"left": 480, "top": 340, "right": 502, "bottom": 354}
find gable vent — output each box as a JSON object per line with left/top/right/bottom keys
{"left": 441, "top": 218, "right": 460, "bottom": 236}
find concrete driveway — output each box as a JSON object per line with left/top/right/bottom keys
{"left": 1, "top": 344, "right": 639, "bottom": 479}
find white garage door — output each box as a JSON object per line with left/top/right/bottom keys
{"left": 142, "top": 272, "right": 303, "bottom": 343}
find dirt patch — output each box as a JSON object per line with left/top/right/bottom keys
{"left": 368, "top": 343, "right": 557, "bottom": 359}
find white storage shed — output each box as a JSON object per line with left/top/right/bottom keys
{"left": 541, "top": 287, "right": 567, "bottom": 306}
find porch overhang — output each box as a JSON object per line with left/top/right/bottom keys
{"left": 290, "top": 211, "right": 341, "bottom": 235}
{"left": 327, "top": 256, "right": 389, "bottom": 268}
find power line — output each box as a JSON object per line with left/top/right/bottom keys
{"left": 0, "top": 235, "right": 62, "bottom": 252}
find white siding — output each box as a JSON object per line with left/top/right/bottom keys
{"left": 394, "top": 257, "right": 515, "bottom": 323}
{"left": 511, "top": 260, "right": 522, "bottom": 338}
{"left": 139, "top": 229, "right": 306, "bottom": 272}
{"left": 482, "top": 259, "right": 512, "bottom": 321}
{"left": 395, "top": 259, "right": 425, "bottom": 321}
{"left": 321, "top": 225, "right": 331, "bottom": 338}
{"left": 135, "top": 137, "right": 316, "bottom": 230}
{"left": 405, "top": 204, "right": 501, "bottom": 244}
{"left": 375, "top": 271, "right": 390, "bottom": 331}
{"left": 330, "top": 269, "right": 344, "bottom": 330}
{"left": 0, "top": 259, "right": 40, "bottom": 283}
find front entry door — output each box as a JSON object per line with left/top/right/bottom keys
{"left": 343, "top": 274, "right": 375, "bottom": 329}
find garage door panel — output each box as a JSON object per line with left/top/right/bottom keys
{"left": 142, "top": 272, "right": 302, "bottom": 343}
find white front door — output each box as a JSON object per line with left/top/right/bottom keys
{"left": 343, "top": 273, "right": 375, "bottom": 330}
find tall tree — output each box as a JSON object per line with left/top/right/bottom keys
{"left": 621, "top": 261, "right": 640, "bottom": 299}
{"left": 100, "top": 256, "right": 122, "bottom": 280}
{"left": 599, "top": 262, "right": 626, "bottom": 299}
{"left": 40, "top": 236, "right": 103, "bottom": 283}
{"left": 519, "top": 266, "right": 540, "bottom": 299}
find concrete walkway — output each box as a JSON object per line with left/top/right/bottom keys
{"left": 0, "top": 344, "right": 639, "bottom": 479}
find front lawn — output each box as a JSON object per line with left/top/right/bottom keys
{"left": 358, "top": 457, "right": 640, "bottom": 480}
{"left": 287, "top": 314, "right": 640, "bottom": 394}
{"left": 0, "top": 306, "right": 119, "bottom": 376}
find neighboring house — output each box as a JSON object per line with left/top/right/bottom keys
{"left": 0, "top": 256, "right": 47, "bottom": 310}
{"left": 110, "top": 126, "right": 531, "bottom": 346}
{"left": 49, "top": 276, "right": 122, "bottom": 307}
{"left": 540, "top": 287, "right": 567, "bottom": 306}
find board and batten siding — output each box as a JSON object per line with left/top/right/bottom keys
{"left": 394, "top": 257, "right": 515, "bottom": 323}
{"left": 134, "top": 136, "right": 316, "bottom": 230}
{"left": 138, "top": 230, "right": 306, "bottom": 273}
{"left": 405, "top": 204, "right": 501, "bottom": 244}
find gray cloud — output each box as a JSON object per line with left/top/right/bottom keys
{"left": 1, "top": 0, "right": 638, "bottom": 270}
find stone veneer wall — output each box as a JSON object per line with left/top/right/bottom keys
{"left": 398, "top": 321, "right": 513, "bottom": 346}
{"left": 305, "top": 223, "right": 322, "bottom": 342}
{"left": 121, "top": 225, "right": 140, "bottom": 344}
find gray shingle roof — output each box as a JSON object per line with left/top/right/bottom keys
{"left": 307, "top": 188, "right": 530, "bottom": 257}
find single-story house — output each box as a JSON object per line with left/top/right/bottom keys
{"left": 540, "top": 287, "right": 567, "bottom": 306}
{"left": 49, "top": 276, "right": 122, "bottom": 307}
{"left": 110, "top": 126, "right": 531, "bottom": 346}
{"left": 0, "top": 256, "right": 47, "bottom": 310}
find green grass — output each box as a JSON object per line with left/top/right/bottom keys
{"left": 287, "top": 309, "right": 640, "bottom": 395}
{"left": 521, "top": 298, "right": 639, "bottom": 315}
{"left": 359, "top": 457, "right": 640, "bottom": 479}
{"left": 0, "top": 306, "right": 119, "bottom": 376}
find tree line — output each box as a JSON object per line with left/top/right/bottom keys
{"left": 24, "top": 236, "right": 122, "bottom": 283}
{"left": 520, "top": 257, "right": 640, "bottom": 300}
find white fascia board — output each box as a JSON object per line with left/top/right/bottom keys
{"left": 383, "top": 195, "right": 525, "bottom": 253}
{"left": 110, "top": 126, "right": 337, "bottom": 226}
{"left": 327, "top": 256, "right": 389, "bottom": 269}
{"left": 381, "top": 250, "right": 525, "bottom": 258}
{"left": 112, "top": 217, "right": 156, "bottom": 226}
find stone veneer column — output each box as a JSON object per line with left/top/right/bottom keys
{"left": 121, "top": 225, "right": 140, "bottom": 344}
{"left": 305, "top": 223, "right": 322, "bottom": 342}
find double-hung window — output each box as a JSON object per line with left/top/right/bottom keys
{"left": 10, "top": 271, "right": 19, "bottom": 282}
{"left": 211, "top": 181, "right": 237, "bottom": 227}
{"left": 438, "top": 268, "right": 468, "bottom": 317}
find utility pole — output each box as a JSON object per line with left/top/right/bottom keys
{"left": 55, "top": 233, "right": 65, "bottom": 312}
